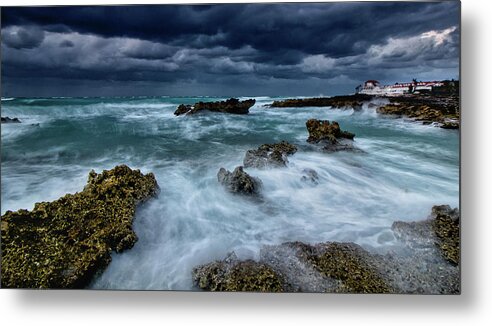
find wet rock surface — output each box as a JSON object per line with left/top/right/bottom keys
{"left": 1, "top": 165, "right": 159, "bottom": 288}
{"left": 217, "top": 166, "right": 262, "bottom": 196}
{"left": 192, "top": 205, "right": 460, "bottom": 294}
{"left": 192, "top": 252, "right": 285, "bottom": 292}
{"left": 376, "top": 95, "right": 460, "bottom": 128}
{"left": 1, "top": 116, "right": 21, "bottom": 123}
{"left": 243, "top": 141, "right": 298, "bottom": 169}
{"left": 174, "top": 98, "right": 255, "bottom": 116}
{"left": 270, "top": 94, "right": 373, "bottom": 109}
{"left": 306, "top": 119, "right": 356, "bottom": 152}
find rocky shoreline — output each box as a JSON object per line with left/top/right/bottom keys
{"left": 1, "top": 165, "right": 159, "bottom": 288}
{"left": 193, "top": 205, "right": 460, "bottom": 294}
{"left": 270, "top": 94, "right": 460, "bottom": 129}
{"left": 1, "top": 96, "right": 459, "bottom": 291}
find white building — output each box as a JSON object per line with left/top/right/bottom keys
{"left": 356, "top": 80, "right": 444, "bottom": 96}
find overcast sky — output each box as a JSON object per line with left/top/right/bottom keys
{"left": 1, "top": 2, "right": 460, "bottom": 97}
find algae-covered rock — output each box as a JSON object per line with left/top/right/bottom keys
{"left": 243, "top": 141, "right": 298, "bottom": 169}
{"left": 217, "top": 166, "right": 262, "bottom": 196}
{"left": 297, "top": 242, "right": 393, "bottom": 293}
{"left": 1, "top": 165, "right": 159, "bottom": 288}
{"left": 192, "top": 253, "right": 285, "bottom": 292}
{"left": 305, "top": 119, "right": 356, "bottom": 152}
{"left": 174, "top": 98, "right": 255, "bottom": 115}
{"left": 391, "top": 205, "right": 460, "bottom": 265}
{"left": 431, "top": 205, "right": 460, "bottom": 265}
{"left": 375, "top": 95, "right": 460, "bottom": 128}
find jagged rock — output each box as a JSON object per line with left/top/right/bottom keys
{"left": 243, "top": 141, "right": 298, "bottom": 169}
{"left": 1, "top": 116, "right": 21, "bottom": 123}
{"left": 174, "top": 98, "right": 255, "bottom": 116}
{"left": 375, "top": 95, "right": 460, "bottom": 128}
{"left": 192, "top": 252, "right": 285, "bottom": 292}
{"left": 300, "top": 168, "right": 319, "bottom": 184}
{"left": 217, "top": 166, "right": 262, "bottom": 196}
{"left": 306, "top": 119, "right": 356, "bottom": 152}
{"left": 270, "top": 94, "right": 372, "bottom": 109}
{"left": 1, "top": 165, "right": 159, "bottom": 288}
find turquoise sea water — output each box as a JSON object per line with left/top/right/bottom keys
{"left": 0, "top": 96, "right": 459, "bottom": 290}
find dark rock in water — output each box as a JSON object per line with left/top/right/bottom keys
{"left": 174, "top": 104, "right": 191, "bottom": 116}
{"left": 1, "top": 116, "right": 21, "bottom": 123}
{"left": 306, "top": 119, "right": 356, "bottom": 152}
{"left": 392, "top": 205, "right": 460, "bottom": 265}
{"left": 270, "top": 94, "right": 372, "bottom": 109}
{"left": 192, "top": 252, "right": 285, "bottom": 292}
{"left": 0, "top": 165, "right": 159, "bottom": 288}
{"left": 300, "top": 168, "right": 319, "bottom": 184}
{"left": 174, "top": 98, "right": 255, "bottom": 116}
{"left": 440, "top": 121, "right": 459, "bottom": 129}
{"left": 217, "top": 166, "right": 262, "bottom": 196}
{"left": 243, "top": 141, "right": 297, "bottom": 169}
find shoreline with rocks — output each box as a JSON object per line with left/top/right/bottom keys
{"left": 269, "top": 93, "right": 460, "bottom": 129}
{"left": 1, "top": 94, "right": 460, "bottom": 291}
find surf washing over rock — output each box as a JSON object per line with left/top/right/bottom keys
{"left": 1, "top": 95, "right": 459, "bottom": 291}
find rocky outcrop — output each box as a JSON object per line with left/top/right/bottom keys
{"left": 306, "top": 119, "right": 356, "bottom": 152}
{"left": 217, "top": 166, "right": 262, "bottom": 196}
{"left": 270, "top": 94, "right": 372, "bottom": 109}
{"left": 243, "top": 141, "right": 298, "bottom": 169}
{"left": 1, "top": 165, "right": 159, "bottom": 288}
{"left": 376, "top": 95, "right": 460, "bottom": 129}
{"left": 192, "top": 252, "right": 285, "bottom": 292}
{"left": 174, "top": 98, "right": 255, "bottom": 116}
{"left": 1, "top": 116, "right": 21, "bottom": 123}
{"left": 192, "top": 205, "right": 460, "bottom": 294}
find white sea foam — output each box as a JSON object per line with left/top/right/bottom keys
{"left": 1, "top": 96, "right": 459, "bottom": 290}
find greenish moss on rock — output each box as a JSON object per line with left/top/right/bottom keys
{"left": 1, "top": 165, "right": 159, "bottom": 288}
{"left": 306, "top": 119, "right": 356, "bottom": 152}
{"left": 192, "top": 253, "right": 285, "bottom": 292}
{"left": 431, "top": 205, "right": 460, "bottom": 265}
{"left": 294, "top": 242, "right": 393, "bottom": 293}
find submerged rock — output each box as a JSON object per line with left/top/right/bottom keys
{"left": 217, "top": 166, "right": 262, "bottom": 196}
{"left": 305, "top": 119, "right": 356, "bottom": 152}
{"left": 1, "top": 165, "right": 159, "bottom": 288}
{"left": 192, "top": 252, "right": 285, "bottom": 292}
{"left": 1, "top": 116, "right": 21, "bottom": 123}
{"left": 300, "top": 168, "right": 319, "bottom": 184}
{"left": 174, "top": 98, "right": 255, "bottom": 116}
{"left": 243, "top": 141, "right": 298, "bottom": 169}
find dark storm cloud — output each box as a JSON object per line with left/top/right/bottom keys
{"left": 1, "top": 2, "right": 460, "bottom": 97}
{"left": 2, "top": 25, "right": 45, "bottom": 49}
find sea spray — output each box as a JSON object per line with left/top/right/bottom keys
{"left": 1, "top": 96, "right": 459, "bottom": 289}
